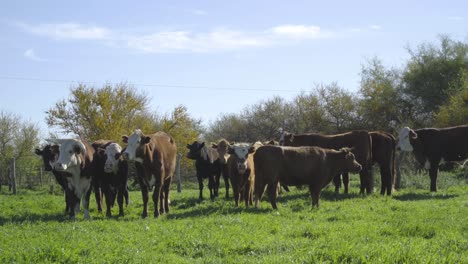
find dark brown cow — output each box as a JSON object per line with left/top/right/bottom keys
{"left": 212, "top": 138, "right": 231, "bottom": 198}
{"left": 54, "top": 139, "right": 95, "bottom": 219}
{"left": 90, "top": 139, "right": 113, "bottom": 213}
{"left": 123, "top": 130, "right": 177, "bottom": 218}
{"left": 280, "top": 131, "right": 373, "bottom": 194}
{"left": 226, "top": 143, "right": 256, "bottom": 207}
{"left": 254, "top": 146, "right": 362, "bottom": 208}
{"left": 370, "top": 131, "right": 396, "bottom": 195}
{"left": 397, "top": 125, "right": 468, "bottom": 192}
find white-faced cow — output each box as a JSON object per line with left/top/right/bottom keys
{"left": 226, "top": 143, "right": 256, "bottom": 207}
{"left": 186, "top": 141, "right": 222, "bottom": 201}
{"left": 35, "top": 144, "right": 74, "bottom": 214}
{"left": 123, "top": 129, "right": 177, "bottom": 218}
{"left": 397, "top": 125, "right": 468, "bottom": 192}
{"left": 254, "top": 145, "right": 362, "bottom": 209}
{"left": 54, "top": 139, "right": 95, "bottom": 219}
{"left": 94, "top": 142, "right": 129, "bottom": 217}
{"left": 212, "top": 138, "right": 231, "bottom": 198}
{"left": 280, "top": 131, "right": 373, "bottom": 194}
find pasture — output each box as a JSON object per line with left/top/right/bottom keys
{"left": 0, "top": 171, "right": 467, "bottom": 264}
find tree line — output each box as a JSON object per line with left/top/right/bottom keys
{"left": 0, "top": 35, "right": 466, "bottom": 186}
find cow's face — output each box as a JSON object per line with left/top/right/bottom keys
{"left": 54, "top": 139, "right": 86, "bottom": 172}
{"left": 341, "top": 148, "right": 362, "bottom": 173}
{"left": 279, "top": 132, "right": 293, "bottom": 146}
{"left": 35, "top": 145, "right": 60, "bottom": 171}
{"left": 186, "top": 141, "right": 205, "bottom": 160}
{"left": 212, "top": 140, "right": 230, "bottom": 164}
{"left": 104, "top": 143, "right": 123, "bottom": 173}
{"left": 397, "top": 127, "right": 416, "bottom": 152}
{"left": 122, "top": 129, "right": 150, "bottom": 163}
{"left": 228, "top": 143, "right": 255, "bottom": 174}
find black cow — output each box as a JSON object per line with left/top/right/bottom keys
{"left": 187, "top": 141, "right": 222, "bottom": 201}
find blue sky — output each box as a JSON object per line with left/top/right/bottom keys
{"left": 0, "top": 0, "right": 466, "bottom": 137}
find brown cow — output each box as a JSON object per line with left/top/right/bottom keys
{"left": 226, "top": 143, "right": 256, "bottom": 207}
{"left": 370, "top": 131, "right": 396, "bottom": 195}
{"left": 397, "top": 125, "right": 468, "bottom": 192}
{"left": 254, "top": 146, "right": 362, "bottom": 208}
{"left": 280, "top": 130, "right": 373, "bottom": 194}
{"left": 123, "top": 130, "right": 177, "bottom": 218}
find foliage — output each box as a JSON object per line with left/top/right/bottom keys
{"left": 434, "top": 81, "right": 468, "bottom": 127}
{"left": 46, "top": 83, "right": 152, "bottom": 142}
{"left": 401, "top": 35, "right": 468, "bottom": 125}
{"left": 0, "top": 172, "right": 466, "bottom": 264}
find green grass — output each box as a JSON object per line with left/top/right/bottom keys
{"left": 0, "top": 172, "right": 467, "bottom": 264}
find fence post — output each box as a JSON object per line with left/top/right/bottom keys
{"left": 395, "top": 151, "right": 405, "bottom": 190}
{"left": 176, "top": 153, "right": 182, "bottom": 193}
{"left": 39, "top": 167, "right": 43, "bottom": 186}
{"left": 11, "top": 158, "right": 17, "bottom": 195}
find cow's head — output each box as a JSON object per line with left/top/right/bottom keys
{"left": 54, "top": 139, "right": 87, "bottom": 172}
{"left": 186, "top": 141, "right": 206, "bottom": 160}
{"left": 122, "top": 129, "right": 150, "bottom": 163}
{"left": 228, "top": 143, "right": 256, "bottom": 174}
{"left": 340, "top": 148, "right": 362, "bottom": 173}
{"left": 279, "top": 132, "right": 293, "bottom": 146}
{"left": 397, "top": 127, "right": 417, "bottom": 152}
{"left": 212, "top": 139, "right": 230, "bottom": 164}
{"left": 104, "top": 143, "right": 123, "bottom": 173}
{"left": 35, "top": 144, "right": 60, "bottom": 171}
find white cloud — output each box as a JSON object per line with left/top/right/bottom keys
{"left": 368, "top": 25, "right": 382, "bottom": 30}
{"left": 17, "top": 21, "right": 364, "bottom": 54}
{"left": 447, "top": 16, "right": 464, "bottom": 21}
{"left": 23, "top": 48, "right": 41, "bottom": 61}
{"left": 189, "top": 9, "right": 207, "bottom": 16}
{"left": 18, "top": 22, "right": 111, "bottom": 40}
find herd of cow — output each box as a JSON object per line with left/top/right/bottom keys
{"left": 34, "top": 124, "right": 468, "bottom": 219}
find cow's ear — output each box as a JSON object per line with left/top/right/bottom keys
{"left": 115, "top": 152, "right": 122, "bottom": 160}
{"left": 212, "top": 143, "right": 218, "bottom": 149}
{"left": 122, "top": 136, "right": 128, "bottom": 143}
{"left": 227, "top": 147, "right": 235, "bottom": 155}
{"left": 142, "top": 136, "right": 151, "bottom": 144}
{"left": 74, "top": 144, "right": 83, "bottom": 154}
{"left": 248, "top": 146, "right": 256, "bottom": 154}
{"left": 35, "top": 148, "right": 42, "bottom": 155}
{"left": 98, "top": 148, "right": 105, "bottom": 155}
{"left": 186, "top": 144, "right": 191, "bottom": 149}
{"left": 409, "top": 130, "right": 417, "bottom": 139}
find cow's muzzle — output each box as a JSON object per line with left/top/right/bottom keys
{"left": 54, "top": 162, "right": 67, "bottom": 171}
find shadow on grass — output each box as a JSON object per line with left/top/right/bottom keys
{"left": 0, "top": 212, "right": 70, "bottom": 225}
{"left": 393, "top": 192, "right": 458, "bottom": 201}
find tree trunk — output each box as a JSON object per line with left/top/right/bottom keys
{"left": 11, "top": 158, "right": 17, "bottom": 195}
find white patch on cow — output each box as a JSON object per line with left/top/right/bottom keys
{"left": 135, "top": 157, "right": 144, "bottom": 163}
{"left": 424, "top": 160, "right": 431, "bottom": 170}
{"left": 149, "top": 174, "right": 156, "bottom": 187}
{"left": 123, "top": 129, "right": 143, "bottom": 161}
{"left": 200, "top": 145, "right": 216, "bottom": 163}
{"left": 55, "top": 139, "right": 86, "bottom": 171}
{"left": 104, "top": 143, "right": 122, "bottom": 174}
{"left": 279, "top": 132, "right": 286, "bottom": 145}
{"left": 397, "top": 127, "right": 414, "bottom": 152}
{"left": 234, "top": 144, "right": 250, "bottom": 159}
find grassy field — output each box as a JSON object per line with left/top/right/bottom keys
{"left": 0, "top": 171, "right": 467, "bottom": 264}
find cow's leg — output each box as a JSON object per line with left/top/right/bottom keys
{"left": 342, "top": 172, "right": 349, "bottom": 194}
{"left": 366, "top": 166, "right": 374, "bottom": 194}
{"left": 117, "top": 186, "right": 125, "bottom": 217}
{"left": 163, "top": 180, "right": 171, "bottom": 214}
{"left": 333, "top": 174, "right": 341, "bottom": 193}
{"left": 197, "top": 174, "right": 204, "bottom": 201}
{"left": 380, "top": 165, "right": 392, "bottom": 195}
{"left": 429, "top": 163, "right": 439, "bottom": 192}
{"left": 83, "top": 187, "right": 92, "bottom": 220}
{"left": 254, "top": 177, "right": 266, "bottom": 208}
{"left": 208, "top": 175, "right": 216, "bottom": 201}
{"left": 140, "top": 186, "right": 149, "bottom": 218}
{"left": 214, "top": 169, "right": 221, "bottom": 197}
{"left": 223, "top": 165, "right": 230, "bottom": 199}
{"left": 233, "top": 183, "right": 240, "bottom": 207}
{"left": 124, "top": 186, "right": 130, "bottom": 206}
{"left": 309, "top": 186, "right": 320, "bottom": 208}
{"left": 153, "top": 185, "right": 162, "bottom": 218}
{"left": 267, "top": 183, "right": 278, "bottom": 209}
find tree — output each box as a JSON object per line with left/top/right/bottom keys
{"left": 289, "top": 92, "right": 330, "bottom": 134}
{"left": 402, "top": 35, "right": 468, "bottom": 125}
{"left": 205, "top": 114, "right": 250, "bottom": 142}
{"left": 434, "top": 87, "right": 468, "bottom": 127}
{"left": 358, "top": 57, "right": 402, "bottom": 132}
{"left": 46, "top": 83, "right": 153, "bottom": 142}
{"left": 316, "top": 83, "right": 359, "bottom": 133}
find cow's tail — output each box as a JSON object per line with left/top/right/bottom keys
{"left": 390, "top": 135, "right": 397, "bottom": 191}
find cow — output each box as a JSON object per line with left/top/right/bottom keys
{"left": 53, "top": 139, "right": 95, "bottom": 219}
{"left": 93, "top": 142, "right": 129, "bottom": 217}
{"left": 123, "top": 129, "right": 177, "bottom": 218}
{"left": 35, "top": 144, "right": 74, "bottom": 214}
{"left": 254, "top": 145, "right": 362, "bottom": 209}
{"left": 186, "top": 141, "right": 222, "bottom": 201}
{"left": 226, "top": 143, "right": 256, "bottom": 207}
{"left": 211, "top": 138, "right": 231, "bottom": 198}
{"left": 279, "top": 131, "right": 373, "bottom": 194}
{"left": 370, "top": 131, "right": 396, "bottom": 195}
{"left": 90, "top": 139, "right": 113, "bottom": 213}
{"left": 397, "top": 125, "right": 468, "bottom": 192}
